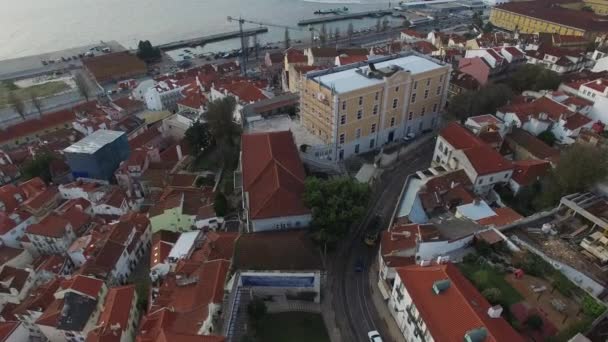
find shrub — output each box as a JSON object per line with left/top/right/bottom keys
{"left": 525, "top": 314, "right": 544, "bottom": 331}
{"left": 214, "top": 192, "right": 228, "bottom": 217}
{"left": 482, "top": 287, "right": 502, "bottom": 304}
{"left": 582, "top": 294, "right": 606, "bottom": 318}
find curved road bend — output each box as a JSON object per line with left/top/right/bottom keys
{"left": 331, "top": 140, "right": 435, "bottom": 342}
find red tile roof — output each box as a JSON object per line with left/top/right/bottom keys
{"left": 506, "top": 128, "right": 560, "bottom": 163}
{"left": 0, "top": 321, "right": 20, "bottom": 341}
{"left": 191, "top": 231, "right": 239, "bottom": 263}
{"left": 286, "top": 49, "right": 307, "bottom": 64}
{"left": 136, "top": 308, "right": 226, "bottom": 342}
{"left": 241, "top": 131, "right": 309, "bottom": 219}
{"left": 61, "top": 275, "right": 104, "bottom": 298}
{"left": 22, "top": 187, "right": 59, "bottom": 213}
{"left": 411, "top": 41, "right": 438, "bottom": 55}
{"left": 0, "top": 246, "right": 25, "bottom": 265}
{"left": 401, "top": 29, "right": 426, "bottom": 39}
{"left": 26, "top": 214, "right": 70, "bottom": 238}
{"left": 511, "top": 159, "right": 551, "bottom": 186}
{"left": 337, "top": 54, "right": 368, "bottom": 65}
{"left": 87, "top": 285, "right": 136, "bottom": 342}
{"left": 19, "top": 177, "right": 46, "bottom": 198}
{"left": 583, "top": 78, "right": 608, "bottom": 93}
{"left": 381, "top": 223, "right": 418, "bottom": 256}
{"left": 440, "top": 122, "right": 484, "bottom": 149}
{"left": 11, "top": 277, "right": 61, "bottom": 317}
{"left": 396, "top": 263, "right": 524, "bottom": 342}
{"left": 83, "top": 52, "right": 147, "bottom": 83}
{"left": 0, "top": 185, "right": 24, "bottom": 212}
{"left": 477, "top": 207, "right": 524, "bottom": 226}
{"left": 221, "top": 81, "right": 268, "bottom": 103}
{"left": 0, "top": 266, "right": 30, "bottom": 294}
{"left": 462, "top": 145, "right": 513, "bottom": 175}
{"left": 0, "top": 211, "right": 30, "bottom": 235}
{"left": 0, "top": 109, "right": 76, "bottom": 144}
{"left": 564, "top": 112, "right": 592, "bottom": 130}
{"left": 495, "top": 1, "right": 608, "bottom": 32}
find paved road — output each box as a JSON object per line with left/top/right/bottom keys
{"left": 331, "top": 138, "right": 435, "bottom": 342}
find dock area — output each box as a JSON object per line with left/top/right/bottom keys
{"left": 298, "top": 10, "right": 393, "bottom": 26}
{"left": 158, "top": 27, "right": 269, "bottom": 51}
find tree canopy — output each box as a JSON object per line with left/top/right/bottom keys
{"left": 537, "top": 130, "right": 556, "bottom": 147}
{"left": 448, "top": 84, "right": 513, "bottom": 122}
{"left": 535, "top": 144, "right": 608, "bottom": 209}
{"left": 303, "top": 177, "right": 370, "bottom": 251}
{"left": 21, "top": 153, "right": 55, "bottom": 182}
{"left": 136, "top": 40, "right": 161, "bottom": 62}
{"left": 205, "top": 97, "right": 241, "bottom": 167}
{"left": 509, "top": 64, "right": 562, "bottom": 92}
{"left": 184, "top": 120, "right": 213, "bottom": 157}
{"left": 214, "top": 192, "right": 228, "bottom": 217}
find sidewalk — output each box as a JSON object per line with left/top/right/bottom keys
{"left": 368, "top": 260, "right": 406, "bottom": 342}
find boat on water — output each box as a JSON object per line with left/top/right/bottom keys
{"left": 314, "top": 7, "right": 349, "bottom": 15}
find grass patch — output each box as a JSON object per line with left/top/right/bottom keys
{"left": 0, "top": 80, "right": 70, "bottom": 107}
{"left": 459, "top": 259, "right": 523, "bottom": 306}
{"left": 256, "top": 312, "right": 330, "bottom": 342}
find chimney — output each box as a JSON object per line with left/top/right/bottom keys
{"left": 432, "top": 279, "right": 451, "bottom": 294}
{"left": 487, "top": 305, "right": 503, "bottom": 318}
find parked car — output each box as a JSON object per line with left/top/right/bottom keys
{"left": 402, "top": 132, "right": 416, "bottom": 142}
{"left": 368, "top": 331, "right": 383, "bottom": 342}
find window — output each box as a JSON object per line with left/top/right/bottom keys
{"left": 392, "top": 99, "right": 398, "bottom": 108}
{"left": 408, "top": 112, "right": 413, "bottom": 120}
{"left": 426, "top": 78, "right": 431, "bottom": 86}
{"left": 355, "top": 144, "right": 360, "bottom": 154}
{"left": 370, "top": 139, "right": 375, "bottom": 148}
{"left": 340, "top": 115, "right": 346, "bottom": 125}
{"left": 414, "top": 81, "right": 418, "bottom": 89}
{"left": 371, "top": 123, "right": 377, "bottom": 133}
{"left": 357, "top": 109, "right": 362, "bottom": 120}
{"left": 436, "top": 86, "right": 442, "bottom": 95}
{"left": 421, "top": 107, "right": 425, "bottom": 116}
{"left": 375, "top": 92, "right": 379, "bottom": 101}
{"left": 424, "top": 90, "right": 429, "bottom": 99}
{"left": 358, "top": 96, "right": 363, "bottom": 105}
{"left": 478, "top": 178, "right": 483, "bottom": 184}
{"left": 339, "top": 133, "right": 345, "bottom": 144}
{"left": 342, "top": 101, "right": 346, "bottom": 110}
{"left": 356, "top": 128, "right": 361, "bottom": 139}
{"left": 490, "top": 176, "right": 494, "bottom": 182}
{"left": 390, "top": 117, "right": 395, "bottom": 127}
{"left": 395, "top": 86, "right": 400, "bottom": 92}
{"left": 439, "top": 141, "right": 443, "bottom": 150}
{"left": 373, "top": 104, "right": 378, "bottom": 115}
{"left": 439, "top": 75, "right": 444, "bottom": 82}
{"left": 411, "top": 93, "right": 416, "bottom": 103}
{"left": 504, "top": 173, "right": 509, "bottom": 178}
{"left": 433, "top": 103, "right": 438, "bottom": 112}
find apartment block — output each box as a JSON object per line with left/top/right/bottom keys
{"left": 300, "top": 52, "right": 450, "bottom": 161}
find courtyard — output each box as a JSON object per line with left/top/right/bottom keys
{"left": 256, "top": 312, "right": 330, "bottom": 342}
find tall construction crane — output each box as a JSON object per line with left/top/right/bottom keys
{"left": 227, "top": 16, "right": 317, "bottom": 75}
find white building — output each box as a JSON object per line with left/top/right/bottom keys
{"left": 144, "top": 79, "right": 196, "bottom": 111}
{"left": 388, "top": 263, "right": 523, "bottom": 342}
{"left": 432, "top": 122, "right": 512, "bottom": 194}
{"left": 25, "top": 215, "right": 76, "bottom": 255}
{"left": 0, "top": 211, "right": 36, "bottom": 248}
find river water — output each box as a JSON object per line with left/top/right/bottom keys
{"left": 0, "top": 0, "right": 404, "bottom": 60}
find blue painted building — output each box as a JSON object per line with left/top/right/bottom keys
{"left": 64, "top": 130, "right": 130, "bottom": 181}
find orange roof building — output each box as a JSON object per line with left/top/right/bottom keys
{"left": 240, "top": 131, "right": 311, "bottom": 232}
{"left": 390, "top": 263, "right": 524, "bottom": 342}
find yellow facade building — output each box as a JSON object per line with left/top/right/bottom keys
{"left": 300, "top": 53, "right": 450, "bottom": 161}
{"left": 490, "top": 1, "right": 608, "bottom": 40}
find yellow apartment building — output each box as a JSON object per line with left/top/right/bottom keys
{"left": 490, "top": 1, "right": 608, "bottom": 40}
{"left": 300, "top": 52, "right": 450, "bottom": 161}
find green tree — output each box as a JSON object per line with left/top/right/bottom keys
{"left": 535, "top": 144, "right": 608, "bottom": 209}
{"left": 382, "top": 17, "right": 390, "bottom": 31}
{"left": 551, "top": 273, "right": 576, "bottom": 297}
{"left": 537, "top": 130, "right": 556, "bottom": 146}
{"left": 21, "top": 153, "right": 55, "bottom": 182}
{"left": 284, "top": 28, "right": 290, "bottom": 50}
{"left": 319, "top": 24, "right": 328, "bottom": 46}
{"left": 214, "top": 192, "right": 228, "bottom": 217}
{"left": 483, "top": 22, "right": 494, "bottom": 34}
{"left": 136, "top": 280, "right": 150, "bottom": 311}
{"left": 184, "top": 120, "right": 213, "bottom": 157}
{"left": 448, "top": 84, "right": 513, "bottom": 122}
{"left": 303, "top": 177, "right": 370, "bottom": 254}
{"left": 29, "top": 91, "right": 43, "bottom": 117}
{"left": 472, "top": 11, "right": 483, "bottom": 28}
{"left": 7, "top": 92, "right": 26, "bottom": 120}
{"left": 347, "top": 23, "right": 354, "bottom": 44}
{"left": 205, "top": 97, "right": 241, "bottom": 167}
{"left": 402, "top": 19, "right": 411, "bottom": 28}
{"left": 136, "top": 40, "right": 161, "bottom": 62}
{"left": 582, "top": 294, "right": 606, "bottom": 318}
{"left": 510, "top": 64, "right": 562, "bottom": 92}
{"left": 482, "top": 287, "right": 502, "bottom": 304}
{"left": 525, "top": 314, "right": 544, "bottom": 331}
{"left": 73, "top": 72, "right": 92, "bottom": 102}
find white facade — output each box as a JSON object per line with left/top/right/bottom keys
{"left": 0, "top": 214, "right": 36, "bottom": 248}
{"left": 144, "top": 85, "right": 185, "bottom": 111}
{"left": 26, "top": 225, "right": 76, "bottom": 256}
{"left": 132, "top": 79, "right": 155, "bottom": 102}
{"left": 92, "top": 199, "right": 129, "bottom": 216}
{"left": 388, "top": 272, "right": 434, "bottom": 342}
{"left": 59, "top": 183, "right": 108, "bottom": 203}
{"left": 250, "top": 214, "right": 312, "bottom": 233}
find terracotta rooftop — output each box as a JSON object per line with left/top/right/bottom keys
{"left": 221, "top": 81, "right": 268, "bottom": 103}
{"left": 381, "top": 223, "right": 418, "bottom": 256}
{"left": 396, "top": 263, "right": 524, "bottom": 342}
{"left": 87, "top": 285, "right": 136, "bottom": 342}
{"left": 462, "top": 145, "right": 513, "bottom": 175}
{"left": 0, "top": 321, "right": 20, "bottom": 341}
{"left": 0, "top": 108, "right": 76, "bottom": 144}
{"left": 477, "top": 207, "right": 524, "bottom": 227}
{"left": 440, "top": 122, "right": 484, "bottom": 150}
{"left": 495, "top": 1, "right": 608, "bottom": 32}
{"left": 505, "top": 128, "right": 560, "bottom": 163}
{"left": 136, "top": 308, "right": 226, "bottom": 342}
{"left": 26, "top": 214, "right": 70, "bottom": 238}
{"left": 0, "top": 246, "right": 25, "bottom": 265}
{"left": 0, "top": 184, "right": 24, "bottom": 212}
{"left": 83, "top": 52, "right": 147, "bottom": 83}
{"left": 511, "top": 159, "right": 552, "bottom": 186}
{"left": 0, "top": 266, "right": 30, "bottom": 294}
{"left": 234, "top": 230, "right": 322, "bottom": 270}
{"left": 190, "top": 231, "right": 239, "bottom": 263}
{"left": 241, "top": 131, "right": 309, "bottom": 220}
